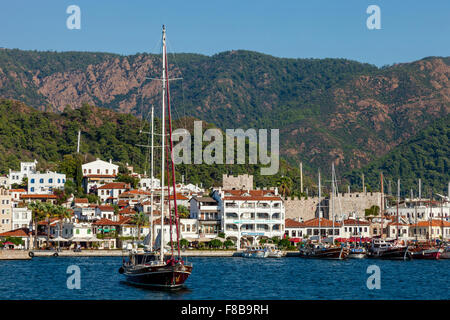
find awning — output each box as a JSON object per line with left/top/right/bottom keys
{"left": 288, "top": 238, "right": 302, "bottom": 243}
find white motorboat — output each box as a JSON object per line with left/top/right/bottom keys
{"left": 242, "top": 246, "right": 270, "bottom": 258}
{"left": 263, "top": 244, "right": 283, "bottom": 258}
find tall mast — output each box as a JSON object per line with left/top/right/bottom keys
{"left": 318, "top": 169, "right": 321, "bottom": 244}
{"left": 380, "top": 172, "right": 383, "bottom": 239}
{"left": 331, "top": 163, "right": 335, "bottom": 242}
{"left": 159, "top": 25, "right": 167, "bottom": 263}
{"left": 149, "top": 105, "right": 155, "bottom": 251}
{"left": 300, "top": 162, "right": 303, "bottom": 195}
{"left": 163, "top": 27, "right": 182, "bottom": 259}
{"left": 396, "top": 179, "right": 400, "bottom": 241}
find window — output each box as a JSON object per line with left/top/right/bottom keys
{"left": 106, "top": 169, "right": 109, "bottom": 174}
{"left": 30, "top": 187, "right": 34, "bottom": 192}
{"left": 88, "top": 169, "right": 91, "bottom": 174}
{"left": 49, "top": 178, "right": 53, "bottom": 183}
{"left": 57, "top": 179, "right": 61, "bottom": 183}
{"left": 30, "top": 179, "right": 35, "bottom": 183}
{"left": 76, "top": 229, "right": 80, "bottom": 234}
{"left": 39, "top": 179, "right": 44, "bottom": 183}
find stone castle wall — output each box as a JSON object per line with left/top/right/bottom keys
{"left": 284, "top": 192, "right": 382, "bottom": 221}
{"left": 222, "top": 174, "right": 254, "bottom": 190}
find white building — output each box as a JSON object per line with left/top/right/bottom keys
{"left": 340, "top": 219, "right": 371, "bottom": 239}
{"left": 138, "top": 177, "right": 161, "bottom": 191}
{"left": 212, "top": 189, "right": 285, "bottom": 249}
{"left": 82, "top": 158, "right": 119, "bottom": 193}
{"left": 385, "top": 201, "right": 450, "bottom": 223}
{"left": 189, "top": 196, "right": 221, "bottom": 239}
{"left": 0, "top": 189, "right": 13, "bottom": 233}
{"left": 73, "top": 206, "right": 98, "bottom": 222}
{"left": 11, "top": 207, "right": 32, "bottom": 230}
{"left": 28, "top": 171, "right": 66, "bottom": 194}
{"left": 97, "top": 182, "right": 129, "bottom": 204}
{"left": 0, "top": 176, "right": 9, "bottom": 189}
{"left": 8, "top": 160, "right": 37, "bottom": 185}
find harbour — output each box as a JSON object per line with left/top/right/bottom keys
{"left": 0, "top": 256, "right": 448, "bottom": 300}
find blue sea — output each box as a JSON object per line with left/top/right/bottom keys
{"left": 0, "top": 256, "right": 448, "bottom": 300}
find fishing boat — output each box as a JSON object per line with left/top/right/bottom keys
{"left": 348, "top": 246, "right": 367, "bottom": 259}
{"left": 441, "top": 246, "right": 450, "bottom": 259}
{"left": 368, "top": 239, "right": 411, "bottom": 260}
{"left": 242, "top": 245, "right": 270, "bottom": 258}
{"left": 410, "top": 246, "right": 441, "bottom": 260}
{"left": 299, "top": 243, "right": 349, "bottom": 260}
{"left": 119, "top": 25, "right": 192, "bottom": 289}
{"left": 264, "top": 244, "right": 283, "bottom": 258}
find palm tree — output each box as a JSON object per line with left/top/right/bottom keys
{"left": 131, "top": 212, "right": 149, "bottom": 241}
{"left": 54, "top": 205, "right": 72, "bottom": 249}
{"left": 27, "top": 201, "right": 47, "bottom": 249}
{"left": 277, "top": 177, "right": 293, "bottom": 197}
{"left": 42, "top": 202, "right": 56, "bottom": 247}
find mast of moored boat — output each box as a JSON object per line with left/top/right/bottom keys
{"left": 331, "top": 163, "right": 335, "bottom": 243}
{"left": 159, "top": 25, "right": 167, "bottom": 263}
{"left": 318, "top": 169, "right": 321, "bottom": 244}
{"left": 150, "top": 105, "right": 155, "bottom": 251}
{"left": 397, "top": 179, "right": 400, "bottom": 242}
{"left": 380, "top": 172, "right": 384, "bottom": 239}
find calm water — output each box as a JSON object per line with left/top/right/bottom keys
{"left": 0, "top": 256, "right": 448, "bottom": 300}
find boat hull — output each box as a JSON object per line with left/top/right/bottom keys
{"left": 242, "top": 251, "right": 269, "bottom": 258}
{"left": 122, "top": 263, "right": 192, "bottom": 289}
{"left": 369, "top": 247, "right": 411, "bottom": 260}
{"left": 299, "top": 247, "right": 349, "bottom": 260}
{"left": 348, "top": 253, "right": 366, "bottom": 259}
{"left": 411, "top": 249, "right": 441, "bottom": 260}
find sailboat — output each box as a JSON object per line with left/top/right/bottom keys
{"left": 119, "top": 26, "right": 193, "bottom": 289}
{"left": 298, "top": 168, "right": 349, "bottom": 260}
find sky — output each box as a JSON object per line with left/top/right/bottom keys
{"left": 0, "top": 0, "right": 449, "bottom": 67}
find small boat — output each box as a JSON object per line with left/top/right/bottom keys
{"left": 410, "top": 244, "right": 442, "bottom": 260}
{"left": 242, "top": 246, "right": 270, "bottom": 258}
{"left": 440, "top": 246, "right": 450, "bottom": 259}
{"left": 299, "top": 244, "right": 349, "bottom": 260}
{"left": 368, "top": 239, "right": 411, "bottom": 260}
{"left": 263, "top": 244, "right": 283, "bottom": 258}
{"left": 348, "top": 246, "right": 367, "bottom": 259}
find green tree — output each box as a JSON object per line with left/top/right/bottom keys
{"left": 27, "top": 201, "right": 48, "bottom": 249}
{"left": 131, "top": 212, "right": 148, "bottom": 240}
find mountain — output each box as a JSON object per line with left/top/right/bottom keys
{"left": 0, "top": 48, "right": 449, "bottom": 177}
{"left": 344, "top": 115, "right": 449, "bottom": 195}
{"left": 0, "top": 98, "right": 302, "bottom": 190}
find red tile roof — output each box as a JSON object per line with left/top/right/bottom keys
{"left": 302, "top": 217, "right": 342, "bottom": 227}
{"left": 222, "top": 189, "right": 281, "bottom": 201}
{"left": 9, "top": 189, "right": 26, "bottom": 192}
{"left": 0, "top": 228, "right": 30, "bottom": 237}
{"left": 97, "top": 205, "right": 115, "bottom": 212}
{"left": 85, "top": 174, "right": 116, "bottom": 178}
{"left": 93, "top": 218, "right": 120, "bottom": 226}
{"left": 119, "top": 207, "right": 136, "bottom": 215}
{"left": 285, "top": 218, "right": 305, "bottom": 228}
{"left": 412, "top": 220, "right": 450, "bottom": 227}
{"left": 342, "top": 219, "right": 370, "bottom": 226}
{"left": 20, "top": 194, "right": 57, "bottom": 199}
{"left": 97, "top": 182, "right": 129, "bottom": 190}
{"left": 74, "top": 198, "right": 89, "bottom": 204}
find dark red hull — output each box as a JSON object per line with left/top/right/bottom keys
{"left": 411, "top": 249, "right": 441, "bottom": 260}
{"left": 122, "top": 263, "right": 192, "bottom": 289}
{"left": 299, "top": 247, "right": 349, "bottom": 260}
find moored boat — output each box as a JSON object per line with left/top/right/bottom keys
{"left": 263, "top": 244, "right": 283, "bottom": 258}
{"left": 119, "top": 25, "right": 193, "bottom": 289}
{"left": 242, "top": 246, "right": 270, "bottom": 258}
{"left": 368, "top": 239, "right": 411, "bottom": 260}
{"left": 440, "top": 246, "right": 450, "bottom": 259}
{"left": 299, "top": 244, "right": 349, "bottom": 260}
{"left": 348, "top": 246, "right": 367, "bottom": 259}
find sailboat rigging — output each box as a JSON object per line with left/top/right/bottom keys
{"left": 119, "top": 25, "right": 193, "bottom": 288}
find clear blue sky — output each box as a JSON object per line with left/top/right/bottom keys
{"left": 1, "top": 0, "right": 449, "bottom": 66}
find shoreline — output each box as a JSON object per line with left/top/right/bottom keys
{"left": 1, "top": 250, "right": 301, "bottom": 259}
